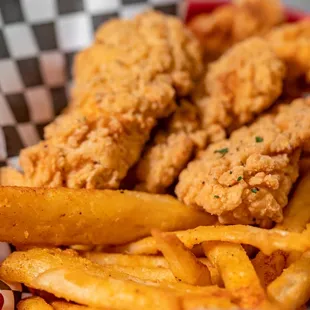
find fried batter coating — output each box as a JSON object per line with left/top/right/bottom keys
{"left": 188, "top": 0, "right": 284, "bottom": 58}
{"left": 11, "top": 11, "right": 203, "bottom": 189}
{"left": 19, "top": 112, "right": 153, "bottom": 189}
{"left": 135, "top": 100, "right": 207, "bottom": 193}
{"left": 176, "top": 98, "right": 310, "bottom": 226}
{"left": 267, "top": 20, "right": 310, "bottom": 83}
{"left": 198, "top": 38, "right": 285, "bottom": 132}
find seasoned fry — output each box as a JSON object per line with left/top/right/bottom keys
{"left": 34, "top": 268, "right": 181, "bottom": 310}
{"left": 253, "top": 173, "right": 310, "bottom": 284}
{"left": 51, "top": 301, "right": 101, "bottom": 310}
{"left": 252, "top": 251, "right": 287, "bottom": 288}
{"left": 267, "top": 251, "right": 310, "bottom": 309}
{"left": 83, "top": 253, "right": 169, "bottom": 268}
{"left": 0, "top": 186, "right": 215, "bottom": 246}
{"left": 182, "top": 295, "right": 238, "bottom": 309}
{"left": 152, "top": 230, "right": 211, "bottom": 285}
{"left": 203, "top": 242, "right": 266, "bottom": 309}
{"left": 276, "top": 173, "right": 310, "bottom": 233}
{"left": 103, "top": 264, "right": 176, "bottom": 283}
{"left": 83, "top": 252, "right": 222, "bottom": 286}
{"left": 112, "top": 225, "right": 310, "bottom": 255}
{"left": 17, "top": 297, "right": 53, "bottom": 310}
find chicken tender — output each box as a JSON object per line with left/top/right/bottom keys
{"left": 9, "top": 11, "right": 203, "bottom": 189}
{"left": 267, "top": 20, "right": 310, "bottom": 84}
{"left": 197, "top": 38, "right": 285, "bottom": 133}
{"left": 176, "top": 98, "right": 310, "bottom": 226}
{"left": 188, "top": 0, "right": 284, "bottom": 58}
{"left": 135, "top": 100, "right": 207, "bottom": 193}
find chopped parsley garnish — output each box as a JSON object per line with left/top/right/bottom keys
{"left": 237, "top": 176, "right": 243, "bottom": 182}
{"left": 214, "top": 148, "right": 229, "bottom": 156}
{"left": 214, "top": 195, "right": 220, "bottom": 199}
{"left": 251, "top": 187, "right": 259, "bottom": 194}
{"left": 255, "top": 136, "right": 264, "bottom": 143}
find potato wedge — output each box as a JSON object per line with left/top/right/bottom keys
{"left": 152, "top": 230, "right": 211, "bottom": 285}
{"left": 113, "top": 225, "right": 310, "bottom": 255}
{"left": 0, "top": 186, "right": 215, "bottom": 246}
{"left": 17, "top": 297, "right": 53, "bottom": 310}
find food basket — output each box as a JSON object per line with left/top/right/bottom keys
{"left": 0, "top": 0, "right": 309, "bottom": 309}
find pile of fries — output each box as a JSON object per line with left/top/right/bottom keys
{"left": 0, "top": 167, "right": 309, "bottom": 309}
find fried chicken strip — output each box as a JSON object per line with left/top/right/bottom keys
{"left": 267, "top": 20, "right": 310, "bottom": 84}
{"left": 196, "top": 37, "right": 285, "bottom": 135}
{"left": 188, "top": 0, "right": 284, "bottom": 59}
{"left": 4, "top": 11, "right": 202, "bottom": 189}
{"left": 135, "top": 100, "right": 207, "bottom": 193}
{"left": 176, "top": 98, "right": 310, "bottom": 226}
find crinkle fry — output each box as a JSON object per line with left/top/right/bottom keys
{"left": 203, "top": 242, "right": 266, "bottom": 309}
{"left": 111, "top": 224, "right": 310, "bottom": 256}
{"left": 152, "top": 230, "right": 211, "bottom": 285}
{"left": 267, "top": 20, "right": 310, "bottom": 83}
{"left": 135, "top": 100, "right": 207, "bottom": 193}
{"left": 176, "top": 98, "right": 310, "bottom": 225}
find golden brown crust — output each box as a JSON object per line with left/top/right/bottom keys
{"left": 196, "top": 38, "right": 285, "bottom": 134}
{"left": 267, "top": 20, "right": 310, "bottom": 83}
{"left": 16, "top": 11, "right": 203, "bottom": 189}
{"left": 135, "top": 100, "right": 207, "bottom": 193}
{"left": 188, "top": 0, "right": 284, "bottom": 58}
{"left": 176, "top": 98, "right": 310, "bottom": 226}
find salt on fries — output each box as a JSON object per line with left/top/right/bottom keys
{"left": 1, "top": 175, "right": 310, "bottom": 309}
{"left": 0, "top": 186, "right": 215, "bottom": 246}
{"left": 112, "top": 224, "right": 310, "bottom": 255}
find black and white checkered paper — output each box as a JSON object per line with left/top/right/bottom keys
{"left": 0, "top": 1, "right": 180, "bottom": 308}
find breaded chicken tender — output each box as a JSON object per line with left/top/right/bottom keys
{"left": 267, "top": 20, "right": 310, "bottom": 83}
{"left": 188, "top": 0, "right": 284, "bottom": 59}
{"left": 176, "top": 98, "right": 310, "bottom": 226}
{"left": 197, "top": 38, "right": 286, "bottom": 133}
{"left": 5, "top": 11, "right": 203, "bottom": 189}
{"left": 135, "top": 100, "right": 207, "bottom": 193}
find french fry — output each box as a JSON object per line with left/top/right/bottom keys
{"left": 267, "top": 251, "right": 310, "bottom": 309}
{"left": 0, "top": 186, "right": 215, "bottom": 246}
{"left": 112, "top": 225, "right": 310, "bottom": 255}
{"left": 51, "top": 301, "right": 101, "bottom": 309}
{"left": 152, "top": 230, "right": 211, "bottom": 285}
{"left": 182, "top": 295, "right": 238, "bottom": 309}
{"left": 253, "top": 173, "right": 310, "bottom": 284}
{"left": 252, "top": 251, "right": 287, "bottom": 288}
{"left": 33, "top": 268, "right": 181, "bottom": 310}
{"left": 0, "top": 248, "right": 137, "bottom": 286}
{"left": 203, "top": 242, "right": 266, "bottom": 309}
{"left": 276, "top": 173, "right": 310, "bottom": 233}
{"left": 83, "top": 253, "right": 169, "bottom": 268}
{"left": 84, "top": 252, "right": 222, "bottom": 286}
{"left": 17, "top": 297, "right": 53, "bottom": 310}
{"left": 102, "top": 264, "right": 177, "bottom": 283}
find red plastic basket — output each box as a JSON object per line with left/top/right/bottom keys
{"left": 184, "top": 0, "right": 310, "bottom": 23}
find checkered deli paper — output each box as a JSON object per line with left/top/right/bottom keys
{"left": 0, "top": 0, "right": 180, "bottom": 308}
